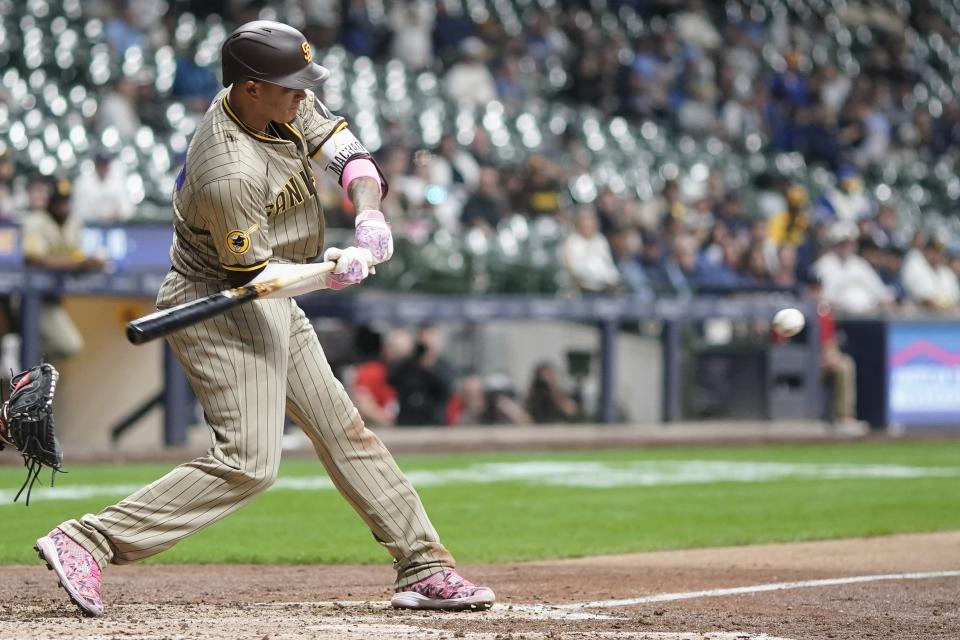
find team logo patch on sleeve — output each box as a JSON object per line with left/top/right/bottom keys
{"left": 226, "top": 229, "right": 252, "bottom": 255}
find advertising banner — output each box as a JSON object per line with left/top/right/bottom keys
{"left": 887, "top": 322, "right": 960, "bottom": 428}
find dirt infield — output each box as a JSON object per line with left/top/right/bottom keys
{"left": 2, "top": 532, "right": 958, "bottom": 640}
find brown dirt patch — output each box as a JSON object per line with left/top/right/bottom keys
{"left": 1, "top": 532, "right": 958, "bottom": 639}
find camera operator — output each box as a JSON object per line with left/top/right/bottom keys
{"left": 388, "top": 325, "right": 457, "bottom": 426}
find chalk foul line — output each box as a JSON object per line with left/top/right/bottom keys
{"left": 253, "top": 571, "right": 960, "bottom": 614}
{"left": 554, "top": 570, "right": 960, "bottom": 609}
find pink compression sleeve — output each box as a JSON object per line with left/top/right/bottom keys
{"left": 341, "top": 158, "right": 383, "bottom": 197}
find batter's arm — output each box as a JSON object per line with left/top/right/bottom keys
{"left": 348, "top": 176, "right": 382, "bottom": 213}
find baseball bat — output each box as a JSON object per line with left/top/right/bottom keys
{"left": 126, "top": 261, "right": 336, "bottom": 345}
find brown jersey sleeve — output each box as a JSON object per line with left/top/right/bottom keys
{"left": 300, "top": 90, "right": 347, "bottom": 159}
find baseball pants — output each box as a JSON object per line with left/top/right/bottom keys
{"left": 59, "top": 292, "right": 453, "bottom": 587}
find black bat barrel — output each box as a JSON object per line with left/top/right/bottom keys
{"left": 126, "top": 288, "right": 256, "bottom": 345}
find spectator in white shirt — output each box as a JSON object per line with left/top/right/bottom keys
{"left": 96, "top": 78, "right": 141, "bottom": 141}
{"left": 388, "top": 0, "right": 435, "bottom": 70}
{"left": 814, "top": 165, "right": 875, "bottom": 222}
{"left": 813, "top": 221, "right": 894, "bottom": 314}
{"left": 561, "top": 207, "right": 621, "bottom": 293}
{"left": 443, "top": 37, "right": 497, "bottom": 106}
{"left": 901, "top": 237, "right": 960, "bottom": 310}
{"left": 71, "top": 151, "right": 134, "bottom": 224}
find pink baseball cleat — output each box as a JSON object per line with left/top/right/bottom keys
{"left": 35, "top": 528, "right": 104, "bottom": 617}
{"left": 391, "top": 569, "right": 495, "bottom": 611}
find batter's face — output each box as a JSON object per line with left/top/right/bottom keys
{"left": 237, "top": 80, "right": 307, "bottom": 126}
{"left": 257, "top": 82, "right": 307, "bottom": 123}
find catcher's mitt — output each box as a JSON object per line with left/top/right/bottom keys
{"left": 0, "top": 363, "right": 63, "bottom": 504}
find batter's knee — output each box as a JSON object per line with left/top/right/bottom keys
{"left": 207, "top": 452, "right": 281, "bottom": 493}
{"left": 244, "top": 460, "right": 281, "bottom": 493}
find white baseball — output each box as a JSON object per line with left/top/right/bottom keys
{"left": 773, "top": 308, "right": 805, "bottom": 337}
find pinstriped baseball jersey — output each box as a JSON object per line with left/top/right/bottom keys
{"left": 57, "top": 88, "right": 456, "bottom": 588}
{"left": 162, "top": 88, "right": 341, "bottom": 295}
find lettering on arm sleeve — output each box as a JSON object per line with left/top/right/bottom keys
{"left": 314, "top": 126, "right": 389, "bottom": 196}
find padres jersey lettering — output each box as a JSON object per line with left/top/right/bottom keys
{"left": 57, "top": 89, "right": 455, "bottom": 589}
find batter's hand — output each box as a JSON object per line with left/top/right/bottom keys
{"left": 354, "top": 210, "right": 393, "bottom": 265}
{"left": 323, "top": 246, "right": 374, "bottom": 289}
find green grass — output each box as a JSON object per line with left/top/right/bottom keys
{"left": 2, "top": 440, "right": 958, "bottom": 565}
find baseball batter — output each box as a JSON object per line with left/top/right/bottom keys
{"left": 35, "top": 21, "right": 494, "bottom": 615}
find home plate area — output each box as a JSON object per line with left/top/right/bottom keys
{"left": 3, "top": 600, "right": 795, "bottom": 640}
{"left": 2, "top": 533, "right": 957, "bottom": 640}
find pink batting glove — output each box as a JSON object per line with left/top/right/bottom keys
{"left": 323, "top": 246, "right": 373, "bottom": 290}
{"left": 355, "top": 210, "right": 394, "bottom": 265}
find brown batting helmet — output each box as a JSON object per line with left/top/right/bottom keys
{"left": 221, "top": 21, "right": 330, "bottom": 89}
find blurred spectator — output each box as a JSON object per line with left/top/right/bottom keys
{"left": 304, "top": 0, "right": 342, "bottom": 47}
{"left": 767, "top": 185, "right": 811, "bottom": 248}
{"left": 103, "top": 0, "right": 148, "bottom": 58}
{"left": 796, "top": 103, "right": 844, "bottom": 168}
{"left": 901, "top": 237, "right": 960, "bottom": 310}
{"left": 430, "top": 0, "right": 472, "bottom": 66}
{"left": 447, "top": 373, "right": 531, "bottom": 426}
{"left": 677, "top": 83, "right": 720, "bottom": 135}
{"left": 0, "top": 149, "right": 26, "bottom": 221}
{"left": 560, "top": 207, "right": 621, "bottom": 293}
{"left": 860, "top": 238, "right": 907, "bottom": 302}
{"left": 172, "top": 45, "right": 220, "bottom": 113}
{"left": 771, "top": 50, "right": 812, "bottom": 107}
{"left": 522, "top": 10, "right": 570, "bottom": 66}
{"left": 564, "top": 50, "right": 604, "bottom": 106}
{"left": 388, "top": 0, "right": 435, "bottom": 70}
{"left": 525, "top": 362, "right": 578, "bottom": 424}
{"left": 97, "top": 78, "right": 142, "bottom": 141}
{"left": 71, "top": 150, "right": 134, "bottom": 224}
{"left": 932, "top": 101, "right": 960, "bottom": 157}
{"left": 754, "top": 172, "right": 788, "bottom": 219}
{"left": 638, "top": 232, "right": 667, "bottom": 291}
{"left": 817, "top": 64, "right": 851, "bottom": 117}
{"left": 352, "top": 328, "right": 413, "bottom": 428}
{"left": 862, "top": 204, "right": 904, "bottom": 250}
{"left": 467, "top": 128, "right": 495, "bottom": 166}
{"left": 388, "top": 325, "right": 456, "bottom": 426}
{"left": 340, "top": 0, "right": 388, "bottom": 58}
{"left": 520, "top": 155, "right": 565, "bottom": 219}
{"left": 807, "top": 277, "right": 864, "bottom": 431}
{"left": 443, "top": 37, "right": 497, "bottom": 105}
{"left": 22, "top": 180, "right": 106, "bottom": 359}
{"left": 814, "top": 165, "right": 875, "bottom": 222}
{"left": 608, "top": 226, "right": 654, "bottom": 300}
{"left": 594, "top": 188, "right": 624, "bottom": 237}
{"left": 696, "top": 231, "right": 748, "bottom": 291}
{"left": 772, "top": 245, "right": 799, "bottom": 289}
{"left": 391, "top": 148, "right": 438, "bottom": 238}
{"left": 714, "top": 192, "right": 753, "bottom": 241}
{"left": 493, "top": 55, "right": 532, "bottom": 106}
{"left": 430, "top": 133, "right": 480, "bottom": 193}
{"left": 673, "top": 0, "right": 722, "bottom": 50}
{"left": 656, "top": 233, "right": 699, "bottom": 296}
{"left": 23, "top": 175, "right": 51, "bottom": 218}
{"left": 854, "top": 97, "right": 892, "bottom": 166}
{"left": 739, "top": 239, "right": 773, "bottom": 286}
{"left": 813, "top": 221, "right": 894, "bottom": 314}
{"left": 460, "top": 167, "right": 507, "bottom": 234}
{"left": 722, "top": 84, "right": 767, "bottom": 142}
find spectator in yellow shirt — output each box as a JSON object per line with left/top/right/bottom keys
{"left": 767, "top": 184, "right": 811, "bottom": 247}
{"left": 21, "top": 178, "right": 105, "bottom": 359}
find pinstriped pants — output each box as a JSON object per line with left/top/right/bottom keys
{"left": 59, "top": 291, "right": 453, "bottom": 587}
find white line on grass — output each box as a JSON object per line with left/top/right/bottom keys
{"left": 3, "top": 460, "right": 959, "bottom": 504}
{"left": 555, "top": 570, "right": 960, "bottom": 609}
